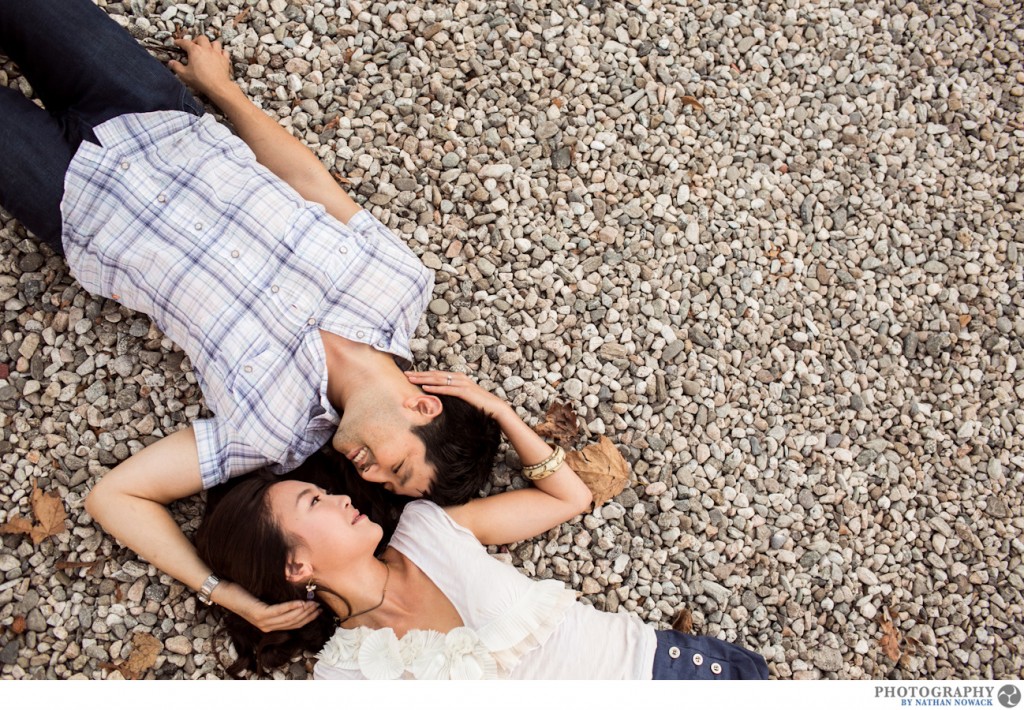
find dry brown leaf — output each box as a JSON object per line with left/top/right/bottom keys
{"left": 879, "top": 610, "right": 902, "bottom": 662}
{"left": 0, "top": 481, "right": 67, "bottom": 545}
{"left": 232, "top": 7, "right": 251, "bottom": 27}
{"left": 565, "top": 436, "right": 630, "bottom": 508}
{"left": 552, "top": 97, "right": 564, "bottom": 108}
{"left": 56, "top": 557, "right": 106, "bottom": 577}
{"left": 0, "top": 515, "right": 34, "bottom": 537}
{"left": 11, "top": 616, "right": 26, "bottom": 635}
{"left": 533, "top": 401, "right": 581, "bottom": 448}
{"left": 119, "top": 632, "right": 162, "bottom": 680}
{"left": 959, "top": 314, "right": 971, "bottom": 328}
{"left": 681, "top": 95, "right": 704, "bottom": 111}
{"left": 0, "top": 362, "right": 8, "bottom": 379}
{"left": 670, "top": 608, "right": 693, "bottom": 634}
{"left": 30, "top": 482, "right": 66, "bottom": 544}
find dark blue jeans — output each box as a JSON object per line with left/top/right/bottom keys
{"left": 0, "top": 0, "right": 203, "bottom": 252}
{"left": 652, "top": 630, "right": 769, "bottom": 680}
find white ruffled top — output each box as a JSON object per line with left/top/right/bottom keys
{"left": 314, "top": 501, "right": 578, "bottom": 680}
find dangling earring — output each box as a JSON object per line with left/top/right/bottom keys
{"left": 305, "top": 580, "right": 317, "bottom": 600}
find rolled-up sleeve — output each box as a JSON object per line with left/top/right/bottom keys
{"left": 193, "top": 416, "right": 273, "bottom": 489}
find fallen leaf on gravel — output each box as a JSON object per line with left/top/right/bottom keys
{"left": 117, "top": 632, "right": 162, "bottom": 680}
{"left": 533, "top": 400, "right": 581, "bottom": 447}
{"left": 11, "top": 616, "right": 25, "bottom": 635}
{"left": 0, "top": 515, "right": 34, "bottom": 537}
{"left": 30, "top": 482, "right": 67, "bottom": 544}
{"left": 56, "top": 557, "right": 106, "bottom": 577}
{"left": 671, "top": 608, "right": 693, "bottom": 634}
{"left": 879, "top": 609, "right": 902, "bottom": 662}
{"left": 0, "top": 481, "right": 67, "bottom": 544}
{"left": 566, "top": 436, "right": 630, "bottom": 508}
{"left": 232, "top": 6, "right": 251, "bottom": 26}
{"left": 681, "top": 95, "right": 704, "bottom": 111}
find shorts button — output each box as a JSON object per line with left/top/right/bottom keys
{"left": 244, "top": 365, "right": 253, "bottom": 373}
{"left": 692, "top": 653, "right": 704, "bottom": 666}
{"left": 668, "top": 646, "right": 681, "bottom": 659}
{"left": 710, "top": 662, "right": 722, "bottom": 675}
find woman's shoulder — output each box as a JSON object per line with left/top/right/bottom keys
{"left": 397, "top": 499, "right": 476, "bottom": 537}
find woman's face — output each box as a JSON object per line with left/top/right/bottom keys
{"left": 267, "top": 480, "right": 382, "bottom": 572}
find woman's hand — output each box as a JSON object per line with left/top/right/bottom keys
{"left": 220, "top": 579, "right": 321, "bottom": 632}
{"left": 168, "top": 35, "right": 233, "bottom": 98}
{"left": 405, "top": 370, "right": 513, "bottom": 420}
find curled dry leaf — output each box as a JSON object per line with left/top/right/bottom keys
{"left": 878, "top": 608, "right": 902, "bottom": 662}
{"left": 232, "top": 6, "right": 251, "bottom": 27}
{"left": 670, "top": 608, "right": 693, "bottom": 634}
{"left": 565, "top": 436, "right": 631, "bottom": 508}
{"left": 11, "top": 616, "right": 26, "bottom": 635}
{"left": 533, "top": 400, "right": 581, "bottom": 447}
{"left": 119, "top": 632, "right": 162, "bottom": 680}
{"left": 0, "top": 481, "right": 67, "bottom": 544}
{"left": 681, "top": 95, "right": 704, "bottom": 111}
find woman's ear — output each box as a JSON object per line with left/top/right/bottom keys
{"left": 284, "top": 551, "right": 313, "bottom": 585}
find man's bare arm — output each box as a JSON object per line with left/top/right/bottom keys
{"left": 169, "top": 36, "right": 363, "bottom": 225}
{"left": 85, "top": 427, "right": 319, "bottom": 631}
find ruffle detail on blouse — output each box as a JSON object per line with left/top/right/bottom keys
{"left": 316, "top": 580, "right": 575, "bottom": 680}
{"left": 476, "top": 578, "right": 576, "bottom": 672}
{"left": 317, "top": 625, "right": 497, "bottom": 680}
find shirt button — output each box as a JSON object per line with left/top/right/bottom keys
{"left": 244, "top": 365, "right": 253, "bottom": 373}
{"left": 194, "top": 222, "right": 203, "bottom": 230}
{"left": 271, "top": 285, "right": 280, "bottom": 293}
{"left": 307, "top": 318, "right": 316, "bottom": 325}
{"left": 231, "top": 249, "right": 240, "bottom": 258}
{"left": 710, "top": 662, "right": 722, "bottom": 675}
{"left": 120, "top": 160, "right": 130, "bottom": 170}
{"left": 157, "top": 194, "right": 167, "bottom": 203}
{"left": 668, "top": 646, "right": 681, "bottom": 659}
{"left": 356, "top": 330, "right": 365, "bottom": 338}
{"left": 692, "top": 653, "right": 704, "bottom": 666}
{"left": 339, "top": 246, "right": 348, "bottom": 254}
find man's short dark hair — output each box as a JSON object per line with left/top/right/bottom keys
{"left": 412, "top": 394, "right": 501, "bottom": 506}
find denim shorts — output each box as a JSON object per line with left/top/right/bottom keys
{"left": 652, "top": 630, "right": 769, "bottom": 680}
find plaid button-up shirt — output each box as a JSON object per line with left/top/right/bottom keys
{"left": 60, "top": 111, "right": 434, "bottom": 489}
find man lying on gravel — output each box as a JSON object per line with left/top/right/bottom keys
{"left": 0, "top": 0, "right": 501, "bottom": 631}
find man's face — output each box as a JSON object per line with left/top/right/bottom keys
{"left": 331, "top": 396, "right": 438, "bottom": 497}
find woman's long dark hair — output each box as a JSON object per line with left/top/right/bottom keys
{"left": 195, "top": 446, "right": 407, "bottom": 676}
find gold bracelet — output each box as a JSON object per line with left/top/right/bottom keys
{"left": 522, "top": 445, "right": 566, "bottom": 481}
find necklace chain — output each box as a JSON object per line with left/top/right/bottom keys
{"left": 338, "top": 558, "right": 390, "bottom": 623}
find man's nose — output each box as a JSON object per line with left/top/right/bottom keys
{"left": 360, "top": 464, "right": 386, "bottom": 483}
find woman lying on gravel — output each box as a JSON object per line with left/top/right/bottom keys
{"left": 197, "top": 370, "right": 769, "bottom": 680}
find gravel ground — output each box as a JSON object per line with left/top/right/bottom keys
{"left": 1, "top": 0, "right": 1022, "bottom": 680}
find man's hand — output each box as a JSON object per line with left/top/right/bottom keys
{"left": 168, "top": 35, "right": 232, "bottom": 98}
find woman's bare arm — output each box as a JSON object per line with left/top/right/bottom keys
{"left": 405, "top": 371, "right": 593, "bottom": 545}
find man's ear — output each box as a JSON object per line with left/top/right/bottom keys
{"left": 404, "top": 393, "right": 443, "bottom": 420}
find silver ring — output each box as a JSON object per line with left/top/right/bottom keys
{"left": 446, "top": 375, "right": 452, "bottom": 385}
